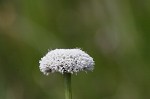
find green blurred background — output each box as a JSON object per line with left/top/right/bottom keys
{"left": 0, "top": 0, "right": 150, "bottom": 99}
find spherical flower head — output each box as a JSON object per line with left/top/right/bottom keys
{"left": 39, "top": 48, "right": 95, "bottom": 75}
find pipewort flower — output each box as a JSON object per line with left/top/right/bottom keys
{"left": 39, "top": 48, "right": 95, "bottom": 99}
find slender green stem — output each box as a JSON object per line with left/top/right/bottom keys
{"left": 63, "top": 73, "right": 72, "bottom": 99}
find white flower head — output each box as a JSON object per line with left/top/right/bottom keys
{"left": 39, "top": 48, "right": 95, "bottom": 75}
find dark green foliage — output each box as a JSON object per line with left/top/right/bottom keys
{"left": 0, "top": 0, "right": 150, "bottom": 99}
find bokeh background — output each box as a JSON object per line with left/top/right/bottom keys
{"left": 0, "top": 0, "right": 150, "bottom": 99}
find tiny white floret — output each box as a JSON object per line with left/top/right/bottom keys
{"left": 39, "top": 48, "right": 95, "bottom": 75}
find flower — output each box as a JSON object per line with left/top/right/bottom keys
{"left": 39, "top": 48, "right": 94, "bottom": 75}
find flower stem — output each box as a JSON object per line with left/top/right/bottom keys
{"left": 64, "top": 73, "right": 72, "bottom": 99}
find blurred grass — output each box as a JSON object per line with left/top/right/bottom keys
{"left": 0, "top": 0, "right": 150, "bottom": 99}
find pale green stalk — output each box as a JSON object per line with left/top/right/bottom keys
{"left": 64, "top": 73, "right": 72, "bottom": 99}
